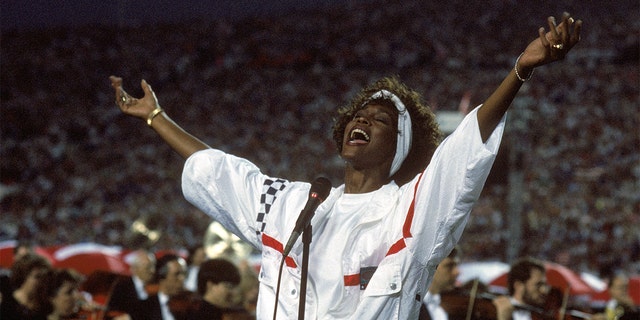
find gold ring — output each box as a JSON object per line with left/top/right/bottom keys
{"left": 117, "top": 96, "right": 126, "bottom": 106}
{"left": 552, "top": 43, "right": 564, "bottom": 50}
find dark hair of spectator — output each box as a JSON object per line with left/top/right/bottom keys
{"left": 36, "top": 268, "right": 84, "bottom": 315}
{"left": 186, "top": 245, "right": 202, "bottom": 265}
{"left": 196, "top": 258, "right": 241, "bottom": 296}
{"left": 155, "top": 253, "right": 184, "bottom": 281}
{"left": 10, "top": 253, "right": 51, "bottom": 290}
{"left": 448, "top": 246, "right": 459, "bottom": 259}
{"left": 13, "top": 242, "right": 34, "bottom": 255}
{"left": 507, "top": 257, "right": 545, "bottom": 296}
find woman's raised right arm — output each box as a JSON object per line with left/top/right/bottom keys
{"left": 110, "top": 76, "right": 210, "bottom": 159}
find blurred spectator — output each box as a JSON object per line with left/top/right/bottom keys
{"left": 146, "top": 254, "right": 187, "bottom": 320}
{"left": 604, "top": 272, "right": 639, "bottom": 320}
{"left": 189, "top": 258, "right": 245, "bottom": 320}
{"left": 108, "top": 249, "right": 156, "bottom": 320}
{"left": 0, "top": 242, "right": 36, "bottom": 305}
{"left": 0, "top": 253, "right": 52, "bottom": 320}
{"left": 13, "top": 242, "right": 36, "bottom": 263}
{"left": 420, "top": 247, "right": 461, "bottom": 320}
{"left": 184, "top": 245, "right": 206, "bottom": 292}
{"left": 34, "top": 268, "right": 85, "bottom": 319}
{"left": 493, "top": 257, "right": 549, "bottom": 320}
{"left": 236, "top": 261, "right": 259, "bottom": 317}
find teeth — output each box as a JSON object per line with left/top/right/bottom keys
{"left": 350, "top": 128, "right": 370, "bottom": 141}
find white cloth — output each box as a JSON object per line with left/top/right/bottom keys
{"left": 158, "top": 292, "right": 175, "bottom": 320}
{"left": 132, "top": 275, "right": 148, "bottom": 300}
{"left": 368, "top": 89, "right": 412, "bottom": 177}
{"left": 512, "top": 309, "right": 532, "bottom": 320}
{"left": 185, "top": 266, "right": 199, "bottom": 292}
{"left": 182, "top": 106, "right": 505, "bottom": 320}
{"left": 423, "top": 292, "right": 448, "bottom": 320}
{"left": 605, "top": 299, "right": 624, "bottom": 319}
{"left": 510, "top": 297, "right": 533, "bottom": 320}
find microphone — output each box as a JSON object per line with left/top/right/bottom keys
{"left": 282, "top": 177, "right": 332, "bottom": 257}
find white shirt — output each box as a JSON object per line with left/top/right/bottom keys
{"left": 423, "top": 292, "right": 448, "bottom": 320}
{"left": 132, "top": 275, "right": 148, "bottom": 300}
{"left": 158, "top": 292, "right": 175, "bottom": 320}
{"left": 182, "top": 106, "right": 505, "bottom": 319}
{"left": 185, "top": 266, "right": 199, "bottom": 292}
{"left": 511, "top": 298, "right": 533, "bottom": 320}
{"left": 512, "top": 309, "right": 533, "bottom": 320}
{"left": 605, "top": 299, "right": 625, "bottom": 319}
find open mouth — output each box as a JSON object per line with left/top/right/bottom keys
{"left": 348, "top": 128, "right": 370, "bottom": 144}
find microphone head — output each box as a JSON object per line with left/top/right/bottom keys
{"left": 309, "top": 177, "right": 332, "bottom": 201}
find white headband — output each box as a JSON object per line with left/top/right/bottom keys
{"left": 368, "top": 90, "right": 412, "bottom": 177}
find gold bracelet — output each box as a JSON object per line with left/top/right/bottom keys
{"left": 514, "top": 53, "right": 534, "bottom": 82}
{"left": 146, "top": 107, "right": 164, "bottom": 126}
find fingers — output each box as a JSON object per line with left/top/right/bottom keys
{"left": 546, "top": 14, "right": 565, "bottom": 45}
{"left": 545, "top": 13, "right": 573, "bottom": 39}
{"left": 110, "top": 76, "right": 136, "bottom": 108}
{"left": 109, "top": 75, "right": 123, "bottom": 89}
{"left": 543, "top": 17, "right": 561, "bottom": 52}
{"left": 547, "top": 16, "right": 559, "bottom": 38}
{"left": 543, "top": 12, "right": 581, "bottom": 57}
{"left": 539, "top": 27, "right": 549, "bottom": 47}
{"left": 141, "top": 79, "right": 152, "bottom": 95}
{"left": 110, "top": 76, "right": 123, "bottom": 102}
{"left": 560, "top": 12, "right": 582, "bottom": 50}
{"left": 559, "top": 13, "right": 570, "bottom": 44}
{"left": 556, "top": 13, "right": 581, "bottom": 38}
{"left": 140, "top": 79, "right": 159, "bottom": 102}
{"left": 570, "top": 19, "right": 583, "bottom": 44}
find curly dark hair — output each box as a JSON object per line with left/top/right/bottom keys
{"left": 332, "top": 76, "right": 443, "bottom": 185}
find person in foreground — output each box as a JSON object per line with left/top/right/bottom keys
{"left": 189, "top": 258, "right": 245, "bottom": 320}
{"left": 110, "top": 12, "right": 581, "bottom": 319}
{"left": 602, "top": 272, "right": 639, "bottom": 320}
{"left": 419, "top": 247, "right": 460, "bottom": 320}
{"left": 492, "top": 258, "right": 550, "bottom": 320}
{"left": 0, "top": 253, "right": 52, "bottom": 320}
{"left": 32, "top": 268, "right": 132, "bottom": 320}
{"left": 145, "top": 254, "right": 187, "bottom": 320}
{"left": 107, "top": 249, "right": 156, "bottom": 319}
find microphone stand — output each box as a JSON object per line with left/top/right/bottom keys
{"left": 298, "top": 223, "right": 312, "bottom": 320}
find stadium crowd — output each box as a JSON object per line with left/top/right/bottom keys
{"left": 1, "top": 0, "right": 638, "bottom": 279}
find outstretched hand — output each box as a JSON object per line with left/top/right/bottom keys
{"left": 110, "top": 76, "right": 160, "bottom": 120}
{"left": 517, "top": 12, "right": 582, "bottom": 73}
{"left": 109, "top": 75, "right": 210, "bottom": 157}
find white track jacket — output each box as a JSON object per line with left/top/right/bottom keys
{"left": 182, "top": 106, "right": 505, "bottom": 319}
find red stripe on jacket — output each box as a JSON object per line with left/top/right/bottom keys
{"left": 262, "top": 233, "right": 297, "bottom": 268}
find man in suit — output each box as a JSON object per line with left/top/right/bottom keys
{"left": 145, "top": 253, "right": 187, "bottom": 320}
{"left": 107, "top": 249, "right": 156, "bottom": 320}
